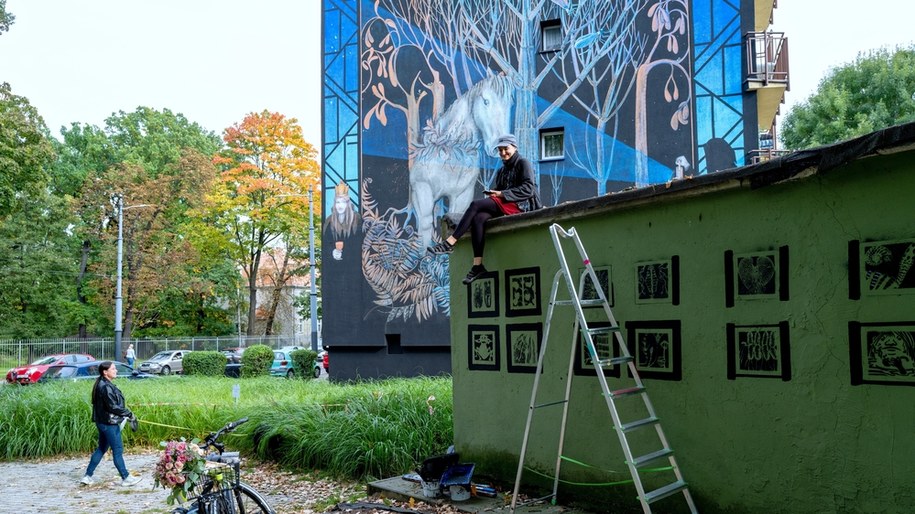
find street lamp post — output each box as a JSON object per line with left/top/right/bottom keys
{"left": 308, "top": 188, "right": 319, "bottom": 352}
{"left": 114, "top": 195, "right": 124, "bottom": 361}
{"left": 114, "top": 197, "right": 153, "bottom": 361}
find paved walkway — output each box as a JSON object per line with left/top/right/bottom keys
{"left": 0, "top": 451, "right": 297, "bottom": 513}
{"left": 0, "top": 452, "right": 178, "bottom": 513}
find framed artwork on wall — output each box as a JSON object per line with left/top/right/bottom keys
{"left": 635, "top": 257, "right": 679, "bottom": 305}
{"left": 506, "top": 323, "right": 543, "bottom": 373}
{"left": 505, "top": 267, "right": 542, "bottom": 317}
{"left": 849, "top": 321, "right": 915, "bottom": 386}
{"left": 467, "top": 270, "right": 499, "bottom": 318}
{"left": 625, "top": 320, "right": 681, "bottom": 381}
{"left": 726, "top": 322, "right": 791, "bottom": 380}
{"left": 467, "top": 325, "right": 500, "bottom": 371}
{"left": 848, "top": 239, "right": 915, "bottom": 300}
{"left": 579, "top": 265, "right": 614, "bottom": 306}
{"left": 724, "top": 246, "right": 789, "bottom": 307}
{"left": 573, "top": 321, "right": 621, "bottom": 377}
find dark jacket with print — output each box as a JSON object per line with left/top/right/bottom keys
{"left": 91, "top": 378, "right": 132, "bottom": 425}
{"left": 494, "top": 152, "right": 543, "bottom": 213}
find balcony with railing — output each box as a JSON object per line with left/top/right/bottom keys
{"left": 745, "top": 31, "right": 789, "bottom": 131}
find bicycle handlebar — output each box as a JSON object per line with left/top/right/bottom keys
{"left": 202, "top": 418, "right": 249, "bottom": 453}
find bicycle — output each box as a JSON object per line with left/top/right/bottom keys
{"left": 171, "top": 418, "right": 275, "bottom": 514}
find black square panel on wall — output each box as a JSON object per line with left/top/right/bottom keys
{"left": 505, "top": 266, "right": 542, "bottom": 317}
{"left": 506, "top": 323, "right": 542, "bottom": 373}
{"left": 625, "top": 320, "right": 681, "bottom": 381}
{"left": 467, "top": 270, "right": 499, "bottom": 318}
{"left": 848, "top": 238, "right": 915, "bottom": 300}
{"left": 635, "top": 256, "right": 679, "bottom": 305}
{"left": 849, "top": 321, "right": 915, "bottom": 386}
{"left": 726, "top": 322, "right": 791, "bottom": 381}
{"left": 724, "top": 246, "right": 789, "bottom": 307}
{"left": 467, "top": 324, "right": 500, "bottom": 371}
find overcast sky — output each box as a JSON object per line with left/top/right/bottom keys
{"left": 2, "top": 1, "right": 914, "bottom": 152}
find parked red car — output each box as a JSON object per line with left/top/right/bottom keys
{"left": 5, "top": 353, "right": 95, "bottom": 385}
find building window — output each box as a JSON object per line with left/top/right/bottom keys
{"left": 541, "top": 20, "right": 561, "bottom": 52}
{"left": 540, "top": 129, "right": 564, "bottom": 160}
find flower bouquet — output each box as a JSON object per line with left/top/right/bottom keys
{"left": 153, "top": 439, "right": 209, "bottom": 505}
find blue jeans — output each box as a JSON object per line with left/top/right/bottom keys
{"left": 85, "top": 422, "right": 129, "bottom": 479}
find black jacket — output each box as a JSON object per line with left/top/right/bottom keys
{"left": 494, "top": 152, "right": 543, "bottom": 213}
{"left": 91, "top": 378, "right": 132, "bottom": 425}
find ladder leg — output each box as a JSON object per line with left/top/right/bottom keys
{"left": 510, "top": 269, "right": 564, "bottom": 513}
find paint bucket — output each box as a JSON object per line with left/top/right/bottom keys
{"left": 421, "top": 480, "right": 440, "bottom": 498}
{"left": 449, "top": 485, "right": 471, "bottom": 501}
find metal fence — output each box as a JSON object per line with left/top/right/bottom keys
{"left": 0, "top": 334, "right": 309, "bottom": 368}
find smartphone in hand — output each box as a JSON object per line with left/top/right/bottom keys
{"left": 483, "top": 190, "right": 495, "bottom": 195}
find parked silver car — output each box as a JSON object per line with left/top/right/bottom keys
{"left": 138, "top": 350, "right": 189, "bottom": 375}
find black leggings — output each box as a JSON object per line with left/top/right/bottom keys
{"left": 452, "top": 197, "right": 503, "bottom": 258}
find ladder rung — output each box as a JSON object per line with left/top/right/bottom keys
{"left": 554, "top": 299, "right": 604, "bottom": 306}
{"left": 631, "top": 448, "right": 674, "bottom": 468}
{"left": 620, "top": 416, "right": 659, "bottom": 432}
{"left": 534, "top": 399, "right": 569, "bottom": 409}
{"left": 598, "top": 356, "right": 633, "bottom": 367}
{"left": 643, "top": 480, "right": 688, "bottom": 504}
{"left": 586, "top": 326, "right": 620, "bottom": 335}
{"left": 609, "top": 386, "right": 645, "bottom": 398}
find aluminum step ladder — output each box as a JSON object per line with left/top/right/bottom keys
{"left": 509, "top": 223, "right": 697, "bottom": 514}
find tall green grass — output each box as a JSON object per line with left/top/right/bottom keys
{"left": 0, "top": 376, "right": 453, "bottom": 481}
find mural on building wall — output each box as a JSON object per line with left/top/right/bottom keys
{"left": 322, "top": 0, "right": 748, "bottom": 345}
{"left": 850, "top": 322, "right": 915, "bottom": 386}
{"left": 726, "top": 322, "right": 791, "bottom": 381}
{"left": 507, "top": 323, "right": 543, "bottom": 373}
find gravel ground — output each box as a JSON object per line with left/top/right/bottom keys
{"left": 0, "top": 450, "right": 463, "bottom": 514}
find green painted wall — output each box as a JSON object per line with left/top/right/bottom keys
{"left": 450, "top": 146, "right": 915, "bottom": 513}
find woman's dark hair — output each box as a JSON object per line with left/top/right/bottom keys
{"left": 92, "top": 361, "right": 114, "bottom": 400}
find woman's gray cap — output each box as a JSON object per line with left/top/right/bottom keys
{"left": 494, "top": 134, "right": 518, "bottom": 150}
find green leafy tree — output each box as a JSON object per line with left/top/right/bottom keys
{"left": 0, "top": 82, "right": 55, "bottom": 219}
{"left": 196, "top": 111, "right": 319, "bottom": 336}
{"left": 62, "top": 108, "right": 223, "bottom": 338}
{"left": 0, "top": 0, "right": 14, "bottom": 35}
{"left": 781, "top": 46, "right": 915, "bottom": 150}
{"left": 0, "top": 189, "right": 86, "bottom": 338}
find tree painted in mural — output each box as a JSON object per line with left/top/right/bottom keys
{"left": 358, "top": 0, "right": 694, "bottom": 322}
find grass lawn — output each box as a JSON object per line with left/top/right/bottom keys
{"left": 0, "top": 375, "right": 453, "bottom": 481}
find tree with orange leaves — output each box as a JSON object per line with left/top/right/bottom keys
{"left": 197, "top": 110, "right": 320, "bottom": 336}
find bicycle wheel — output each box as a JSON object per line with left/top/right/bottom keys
{"left": 195, "top": 481, "right": 275, "bottom": 514}
{"left": 232, "top": 481, "right": 274, "bottom": 514}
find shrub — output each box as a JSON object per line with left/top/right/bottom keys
{"left": 290, "top": 349, "right": 318, "bottom": 379}
{"left": 182, "top": 351, "right": 227, "bottom": 376}
{"left": 241, "top": 345, "right": 273, "bottom": 378}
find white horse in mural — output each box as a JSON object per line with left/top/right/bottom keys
{"left": 409, "top": 75, "right": 514, "bottom": 248}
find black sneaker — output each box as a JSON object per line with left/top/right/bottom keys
{"left": 427, "top": 240, "right": 454, "bottom": 254}
{"left": 462, "top": 265, "right": 488, "bottom": 284}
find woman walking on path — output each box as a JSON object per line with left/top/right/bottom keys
{"left": 428, "top": 134, "right": 542, "bottom": 284}
{"left": 125, "top": 344, "right": 136, "bottom": 367}
{"left": 80, "top": 361, "right": 141, "bottom": 487}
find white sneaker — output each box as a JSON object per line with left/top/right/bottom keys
{"left": 79, "top": 475, "right": 95, "bottom": 486}
{"left": 120, "top": 475, "right": 141, "bottom": 487}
